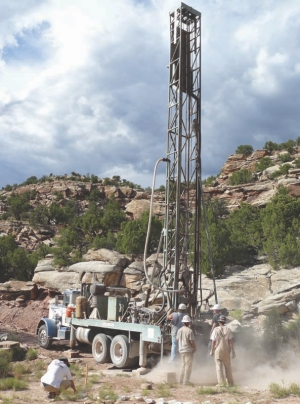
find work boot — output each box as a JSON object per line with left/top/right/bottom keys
{"left": 47, "top": 392, "right": 56, "bottom": 399}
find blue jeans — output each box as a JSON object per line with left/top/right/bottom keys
{"left": 170, "top": 335, "right": 178, "bottom": 362}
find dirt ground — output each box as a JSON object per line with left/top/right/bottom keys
{"left": 0, "top": 300, "right": 299, "bottom": 403}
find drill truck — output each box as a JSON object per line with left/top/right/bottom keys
{"left": 36, "top": 2, "right": 217, "bottom": 368}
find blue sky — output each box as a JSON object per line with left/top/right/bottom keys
{"left": 0, "top": 0, "right": 300, "bottom": 188}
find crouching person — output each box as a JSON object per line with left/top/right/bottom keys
{"left": 41, "top": 356, "right": 77, "bottom": 399}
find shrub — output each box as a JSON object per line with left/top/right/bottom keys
{"left": 278, "top": 153, "right": 292, "bottom": 163}
{"left": 197, "top": 386, "right": 220, "bottom": 395}
{"left": 13, "top": 363, "right": 31, "bottom": 379}
{"left": 0, "top": 377, "right": 28, "bottom": 391}
{"left": 25, "top": 348, "right": 38, "bottom": 361}
{"left": 11, "top": 346, "right": 26, "bottom": 361}
{"left": 270, "top": 382, "right": 300, "bottom": 398}
{"left": 235, "top": 144, "right": 253, "bottom": 156}
{"left": 98, "top": 384, "right": 118, "bottom": 401}
{"left": 3, "top": 185, "right": 13, "bottom": 191}
{"left": 229, "top": 169, "right": 254, "bottom": 185}
{"left": 294, "top": 158, "right": 300, "bottom": 168}
{"left": 203, "top": 175, "right": 217, "bottom": 186}
{"left": 269, "top": 164, "right": 292, "bottom": 179}
{"left": 263, "top": 141, "right": 280, "bottom": 151}
{"left": 254, "top": 157, "right": 274, "bottom": 172}
{"left": 0, "top": 350, "right": 12, "bottom": 378}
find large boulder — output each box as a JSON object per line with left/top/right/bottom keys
{"left": 32, "top": 271, "right": 80, "bottom": 292}
{"left": 34, "top": 255, "right": 56, "bottom": 273}
{"left": 83, "top": 248, "right": 130, "bottom": 267}
{"left": 69, "top": 262, "right": 123, "bottom": 286}
{"left": 120, "top": 262, "right": 144, "bottom": 291}
{"left": 202, "top": 264, "right": 273, "bottom": 311}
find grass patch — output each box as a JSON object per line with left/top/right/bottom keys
{"left": 98, "top": 384, "right": 118, "bottom": 402}
{"left": 0, "top": 396, "right": 11, "bottom": 404}
{"left": 197, "top": 386, "right": 220, "bottom": 395}
{"left": 70, "top": 363, "right": 85, "bottom": 378}
{"left": 270, "top": 382, "right": 300, "bottom": 398}
{"left": 0, "top": 350, "right": 12, "bottom": 378}
{"left": 6, "top": 333, "right": 20, "bottom": 342}
{"left": 12, "top": 363, "right": 31, "bottom": 379}
{"left": 155, "top": 383, "right": 171, "bottom": 398}
{"left": 0, "top": 377, "right": 28, "bottom": 391}
{"left": 25, "top": 348, "right": 38, "bottom": 361}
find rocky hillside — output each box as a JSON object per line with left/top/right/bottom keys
{"left": 204, "top": 147, "right": 300, "bottom": 209}
{"left": 1, "top": 146, "right": 300, "bottom": 251}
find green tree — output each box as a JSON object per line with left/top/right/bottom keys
{"left": 48, "top": 203, "right": 67, "bottom": 224}
{"left": 29, "top": 205, "right": 49, "bottom": 227}
{"left": 77, "top": 202, "right": 103, "bottom": 234}
{"left": 278, "top": 153, "right": 292, "bottom": 163}
{"left": 116, "top": 211, "right": 162, "bottom": 255}
{"left": 279, "top": 139, "right": 295, "bottom": 153}
{"left": 0, "top": 235, "right": 18, "bottom": 282}
{"left": 229, "top": 169, "right": 254, "bottom": 185}
{"left": 22, "top": 176, "right": 38, "bottom": 185}
{"left": 87, "top": 189, "right": 103, "bottom": 202}
{"left": 7, "top": 248, "right": 38, "bottom": 281}
{"left": 263, "top": 141, "right": 280, "bottom": 152}
{"left": 254, "top": 157, "right": 274, "bottom": 172}
{"left": 92, "top": 231, "right": 116, "bottom": 250}
{"left": 53, "top": 228, "right": 86, "bottom": 266}
{"left": 101, "top": 197, "right": 126, "bottom": 232}
{"left": 202, "top": 175, "right": 217, "bottom": 186}
{"left": 200, "top": 198, "right": 232, "bottom": 277}
{"left": 227, "top": 203, "right": 263, "bottom": 261}
{"left": 7, "top": 192, "right": 30, "bottom": 220}
{"left": 261, "top": 186, "right": 300, "bottom": 268}
{"left": 235, "top": 145, "right": 254, "bottom": 156}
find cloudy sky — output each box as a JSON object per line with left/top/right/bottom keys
{"left": 0, "top": 0, "right": 299, "bottom": 189}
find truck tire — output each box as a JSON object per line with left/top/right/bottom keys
{"left": 38, "top": 325, "right": 52, "bottom": 349}
{"left": 110, "top": 335, "right": 133, "bottom": 368}
{"left": 92, "top": 334, "right": 111, "bottom": 363}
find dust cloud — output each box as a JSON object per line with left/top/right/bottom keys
{"left": 147, "top": 331, "right": 300, "bottom": 389}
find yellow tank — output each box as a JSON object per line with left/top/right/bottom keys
{"left": 76, "top": 296, "right": 87, "bottom": 319}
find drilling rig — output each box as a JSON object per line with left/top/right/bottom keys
{"left": 37, "top": 2, "right": 216, "bottom": 369}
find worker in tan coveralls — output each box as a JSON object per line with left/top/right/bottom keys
{"left": 176, "top": 315, "right": 196, "bottom": 385}
{"left": 210, "top": 315, "right": 235, "bottom": 386}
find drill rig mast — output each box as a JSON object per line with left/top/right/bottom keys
{"left": 163, "top": 3, "right": 202, "bottom": 317}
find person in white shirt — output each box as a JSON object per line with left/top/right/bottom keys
{"left": 41, "top": 357, "right": 77, "bottom": 399}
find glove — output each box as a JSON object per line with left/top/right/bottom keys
{"left": 210, "top": 350, "right": 214, "bottom": 356}
{"left": 232, "top": 351, "right": 236, "bottom": 359}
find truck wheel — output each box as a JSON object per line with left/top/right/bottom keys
{"left": 92, "top": 334, "right": 111, "bottom": 363}
{"left": 110, "top": 335, "right": 133, "bottom": 368}
{"left": 38, "top": 325, "right": 52, "bottom": 349}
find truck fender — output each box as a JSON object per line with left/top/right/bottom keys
{"left": 36, "top": 318, "right": 58, "bottom": 338}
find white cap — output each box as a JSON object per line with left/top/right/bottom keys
{"left": 212, "top": 304, "right": 221, "bottom": 310}
{"left": 178, "top": 303, "right": 187, "bottom": 310}
{"left": 182, "top": 315, "right": 191, "bottom": 323}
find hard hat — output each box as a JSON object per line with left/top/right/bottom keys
{"left": 182, "top": 315, "right": 191, "bottom": 323}
{"left": 212, "top": 304, "right": 221, "bottom": 310}
{"left": 178, "top": 303, "right": 187, "bottom": 310}
{"left": 218, "top": 315, "right": 226, "bottom": 323}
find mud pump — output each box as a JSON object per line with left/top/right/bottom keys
{"left": 36, "top": 2, "right": 217, "bottom": 368}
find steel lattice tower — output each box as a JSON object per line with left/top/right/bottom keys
{"left": 163, "top": 3, "right": 201, "bottom": 316}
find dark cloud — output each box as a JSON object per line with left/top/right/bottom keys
{"left": 0, "top": 0, "right": 300, "bottom": 188}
